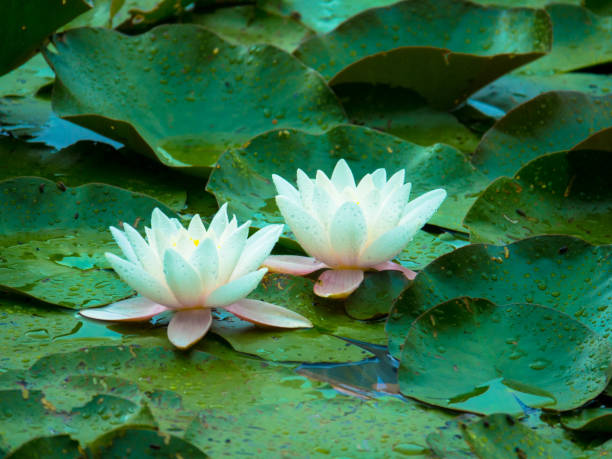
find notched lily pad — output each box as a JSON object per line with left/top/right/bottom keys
{"left": 0, "top": 176, "right": 176, "bottom": 308}
{"left": 45, "top": 25, "right": 346, "bottom": 171}
{"left": 295, "top": 0, "right": 552, "bottom": 108}
{"left": 398, "top": 298, "right": 612, "bottom": 415}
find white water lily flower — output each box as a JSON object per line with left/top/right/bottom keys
{"left": 264, "top": 159, "right": 446, "bottom": 299}
{"left": 81, "top": 205, "right": 312, "bottom": 349}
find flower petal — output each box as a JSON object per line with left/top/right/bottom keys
{"left": 189, "top": 237, "right": 218, "bottom": 289}
{"left": 123, "top": 223, "right": 161, "bottom": 277}
{"left": 206, "top": 268, "right": 267, "bottom": 308}
{"left": 167, "top": 308, "right": 212, "bottom": 349}
{"left": 188, "top": 214, "right": 206, "bottom": 241}
{"left": 296, "top": 168, "right": 315, "bottom": 206}
{"left": 163, "top": 248, "right": 204, "bottom": 307}
{"left": 224, "top": 299, "right": 313, "bottom": 328}
{"left": 329, "top": 201, "right": 367, "bottom": 266}
{"left": 109, "top": 226, "right": 138, "bottom": 265}
{"left": 331, "top": 159, "right": 356, "bottom": 191}
{"left": 80, "top": 297, "right": 168, "bottom": 322}
{"left": 372, "top": 183, "right": 412, "bottom": 238}
{"left": 401, "top": 188, "right": 447, "bottom": 223}
{"left": 208, "top": 203, "right": 229, "bottom": 238}
{"left": 357, "top": 221, "right": 420, "bottom": 267}
{"left": 106, "top": 253, "right": 180, "bottom": 307}
{"left": 263, "top": 255, "right": 328, "bottom": 275}
{"left": 152, "top": 207, "right": 178, "bottom": 235}
{"left": 216, "top": 220, "right": 250, "bottom": 284}
{"left": 372, "top": 261, "right": 417, "bottom": 280}
{"left": 371, "top": 168, "right": 387, "bottom": 188}
{"left": 230, "top": 224, "right": 283, "bottom": 280}
{"left": 314, "top": 269, "right": 364, "bottom": 299}
{"left": 272, "top": 174, "right": 300, "bottom": 202}
{"left": 380, "top": 169, "right": 405, "bottom": 198}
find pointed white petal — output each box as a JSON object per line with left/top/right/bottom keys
{"left": 381, "top": 169, "right": 405, "bottom": 198}
{"left": 311, "top": 184, "right": 336, "bottom": 229}
{"left": 329, "top": 201, "right": 367, "bottom": 266}
{"left": 224, "top": 299, "right": 313, "bottom": 328}
{"left": 356, "top": 173, "right": 375, "bottom": 197}
{"left": 206, "top": 268, "right": 267, "bottom": 308}
{"left": 230, "top": 224, "right": 283, "bottom": 280}
{"left": 216, "top": 220, "right": 249, "bottom": 284}
{"left": 188, "top": 214, "right": 206, "bottom": 241}
{"left": 167, "top": 309, "right": 212, "bottom": 349}
{"left": 401, "top": 188, "right": 447, "bottom": 224}
{"left": 330, "top": 159, "right": 356, "bottom": 191}
{"left": 163, "top": 248, "right": 204, "bottom": 307}
{"left": 358, "top": 220, "right": 422, "bottom": 267}
{"left": 105, "top": 253, "right": 180, "bottom": 307}
{"left": 80, "top": 297, "right": 168, "bottom": 322}
{"left": 109, "top": 226, "right": 138, "bottom": 265}
{"left": 123, "top": 224, "right": 161, "bottom": 276}
{"left": 152, "top": 208, "right": 177, "bottom": 235}
{"left": 263, "top": 255, "right": 328, "bottom": 275}
{"left": 296, "top": 168, "right": 315, "bottom": 208}
{"left": 372, "top": 183, "right": 412, "bottom": 239}
{"left": 314, "top": 269, "right": 364, "bottom": 299}
{"left": 371, "top": 168, "right": 387, "bottom": 188}
{"left": 315, "top": 170, "right": 340, "bottom": 203}
{"left": 208, "top": 203, "right": 228, "bottom": 238}
{"left": 189, "top": 237, "right": 218, "bottom": 290}
{"left": 272, "top": 174, "right": 300, "bottom": 202}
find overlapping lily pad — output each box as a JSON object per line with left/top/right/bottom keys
{"left": 295, "top": 0, "right": 552, "bottom": 108}
{"left": 0, "top": 0, "right": 90, "bottom": 76}
{"left": 472, "top": 92, "right": 612, "bottom": 179}
{"left": 0, "top": 177, "right": 176, "bottom": 308}
{"left": 561, "top": 408, "right": 612, "bottom": 432}
{"left": 208, "top": 125, "right": 488, "bottom": 233}
{"left": 464, "top": 150, "right": 612, "bottom": 245}
{"left": 398, "top": 298, "right": 612, "bottom": 414}
{"left": 46, "top": 25, "right": 346, "bottom": 171}
{"left": 0, "top": 54, "right": 54, "bottom": 98}
{"left": 387, "top": 236, "right": 612, "bottom": 357}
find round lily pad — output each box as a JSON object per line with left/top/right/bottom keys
{"left": 295, "top": 0, "right": 551, "bottom": 108}
{"left": 5, "top": 435, "right": 82, "bottom": 459}
{"left": 561, "top": 408, "right": 612, "bottom": 432}
{"left": 45, "top": 25, "right": 346, "bottom": 171}
{"left": 464, "top": 150, "right": 612, "bottom": 245}
{"left": 398, "top": 298, "right": 612, "bottom": 415}
{"left": 0, "top": 176, "right": 176, "bottom": 308}
{"left": 386, "top": 236, "right": 612, "bottom": 357}
{"left": 472, "top": 91, "right": 612, "bottom": 179}
{"left": 208, "top": 125, "right": 488, "bottom": 233}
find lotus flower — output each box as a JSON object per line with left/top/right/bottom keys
{"left": 265, "top": 159, "right": 446, "bottom": 299}
{"left": 81, "top": 205, "right": 312, "bottom": 349}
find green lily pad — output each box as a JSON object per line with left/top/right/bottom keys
{"left": 472, "top": 73, "right": 612, "bottom": 114}
{"left": 586, "top": 0, "right": 612, "bottom": 15}
{"left": 396, "top": 230, "right": 460, "bottom": 271}
{"left": 192, "top": 5, "right": 312, "bottom": 53}
{"left": 472, "top": 92, "right": 612, "bottom": 179}
{"left": 462, "top": 413, "right": 571, "bottom": 457}
{"left": 398, "top": 298, "right": 612, "bottom": 415}
{"left": 0, "top": 176, "right": 177, "bottom": 308}
{"left": 88, "top": 426, "right": 208, "bottom": 458}
{"left": 518, "top": 4, "right": 612, "bottom": 75}
{"left": 561, "top": 408, "right": 612, "bottom": 432}
{"left": 336, "top": 83, "right": 481, "bottom": 153}
{"left": 0, "top": 0, "right": 90, "bottom": 77}
{"left": 344, "top": 271, "right": 411, "bottom": 320}
{"left": 464, "top": 150, "right": 612, "bottom": 245}
{"left": 295, "top": 0, "right": 551, "bottom": 109}
{"left": 571, "top": 126, "right": 612, "bottom": 152}
{"left": 386, "top": 236, "right": 612, "bottom": 357}
{"left": 207, "top": 125, "right": 488, "bottom": 233}
{"left": 0, "top": 54, "right": 54, "bottom": 98}
{"left": 5, "top": 435, "right": 82, "bottom": 459}
{"left": 0, "top": 137, "right": 187, "bottom": 211}
{"left": 46, "top": 25, "right": 346, "bottom": 171}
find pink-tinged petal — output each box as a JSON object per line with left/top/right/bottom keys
{"left": 224, "top": 299, "right": 313, "bottom": 328}
{"left": 80, "top": 297, "right": 168, "bottom": 322}
{"left": 167, "top": 308, "right": 212, "bottom": 349}
{"left": 263, "top": 255, "right": 328, "bottom": 275}
{"left": 314, "top": 269, "right": 364, "bottom": 299}
{"left": 372, "top": 261, "right": 417, "bottom": 280}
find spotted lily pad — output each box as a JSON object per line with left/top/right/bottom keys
{"left": 472, "top": 92, "right": 612, "bottom": 179}
{"left": 561, "top": 408, "right": 612, "bottom": 432}
{"left": 208, "top": 125, "right": 488, "bottom": 233}
{"left": 5, "top": 435, "right": 82, "bottom": 459}
{"left": 387, "top": 236, "right": 612, "bottom": 357}
{"left": 45, "top": 25, "right": 346, "bottom": 171}
{"left": 0, "top": 54, "right": 54, "bottom": 98}
{"left": 464, "top": 150, "right": 612, "bottom": 245}
{"left": 0, "top": 177, "right": 176, "bottom": 308}
{"left": 398, "top": 298, "right": 612, "bottom": 415}
{"left": 295, "top": 0, "right": 552, "bottom": 108}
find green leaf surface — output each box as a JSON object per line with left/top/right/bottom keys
{"left": 387, "top": 236, "right": 612, "bottom": 357}
{"left": 464, "top": 150, "right": 612, "bottom": 245}
{"left": 462, "top": 413, "right": 571, "bottom": 458}
{"left": 192, "top": 5, "right": 312, "bottom": 53}
{"left": 561, "top": 408, "right": 612, "bottom": 432}
{"left": 472, "top": 92, "right": 612, "bottom": 179}
{"left": 585, "top": 0, "right": 612, "bottom": 15}
{"left": 0, "top": 54, "right": 54, "bottom": 98}
{"left": 0, "top": 177, "right": 177, "bottom": 308}
{"left": 518, "top": 4, "right": 612, "bottom": 75}
{"left": 208, "top": 125, "right": 488, "bottom": 233}
{"left": 0, "top": 0, "right": 90, "bottom": 77}
{"left": 46, "top": 25, "right": 346, "bottom": 171}
{"left": 295, "top": 0, "right": 552, "bottom": 108}
{"left": 344, "top": 271, "right": 411, "bottom": 320}
{"left": 5, "top": 435, "right": 82, "bottom": 459}
{"left": 336, "top": 83, "right": 481, "bottom": 153}
{"left": 398, "top": 298, "right": 612, "bottom": 415}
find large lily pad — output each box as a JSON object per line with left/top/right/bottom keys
{"left": 5, "top": 435, "right": 82, "bottom": 459}
{"left": 386, "top": 236, "right": 612, "bottom": 357}
{"left": 0, "top": 54, "right": 54, "bottom": 98}
{"left": 207, "top": 125, "right": 488, "bottom": 233}
{"left": 295, "top": 0, "right": 552, "bottom": 109}
{"left": 561, "top": 408, "right": 612, "bottom": 432}
{"left": 46, "top": 25, "right": 346, "bottom": 171}
{"left": 464, "top": 150, "right": 612, "bottom": 245}
{"left": 398, "top": 298, "right": 612, "bottom": 415}
{"left": 0, "top": 176, "right": 176, "bottom": 308}
{"left": 518, "top": 4, "right": 612, "bottom": 75}
{"left": 472, "top": 92, "right": 612, "bottom": 179}
{"left": 0, "top": 0, "right": 90, "bottom": 77}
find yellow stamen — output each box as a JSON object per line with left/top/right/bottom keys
{"left": 193, "top": 239, "right": 200, "bottom": 247}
